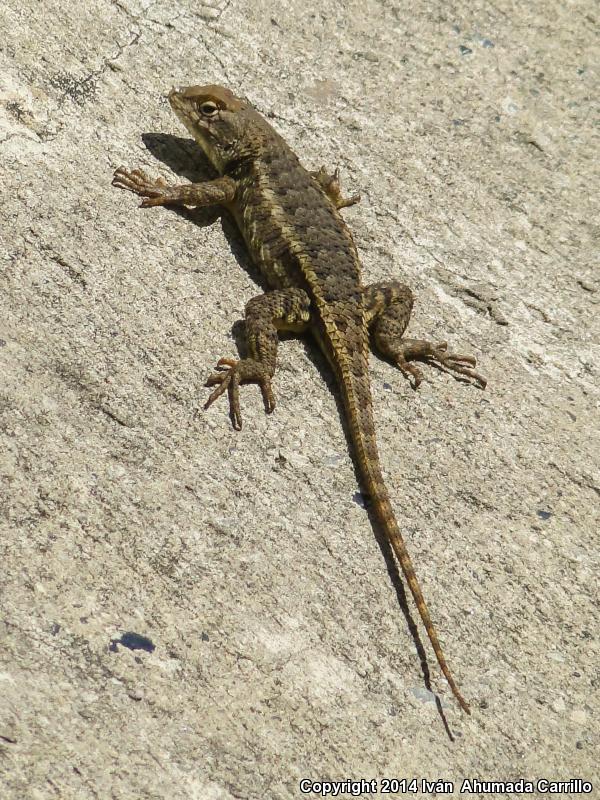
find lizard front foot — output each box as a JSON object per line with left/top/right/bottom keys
{"left": 204, "top": 358, "right": 275, "bottom": 431}
{"left": 311, "top": 167, "right": 361, "bottom": 210}
{"left": 112, "top": 167, "right": 174, "bottom": 207}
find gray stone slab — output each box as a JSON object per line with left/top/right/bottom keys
{"left": 1, "top": 0, "right": 597, "bottom": 797}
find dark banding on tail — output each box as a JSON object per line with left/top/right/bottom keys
{"left": 338, "top": 359, "right": 471, "bottom": 714}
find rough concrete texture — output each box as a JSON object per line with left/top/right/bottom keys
{"left": 1, "top": 0, "right": 598, "bottom": 797}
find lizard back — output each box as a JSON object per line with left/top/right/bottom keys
{"left": 230, "top": 134, "right": 368, "bottom": 355}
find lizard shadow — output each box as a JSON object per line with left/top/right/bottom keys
{"left": 142, "top": 132, "right": 273, "bottom": 292}
{"left": 321, "top": 373, "right": 457, "bottom": 741}
{"left": 142, "top": 133, "right": 216, "bottom": 185}
{"left": 142, "top": 131, "right": 457, "bottom": 739}
{"left": 142, "top": 133, "right": 224, "bottom": 230}
{"left": 368, "top": 510, "right": 456, "bottom": 739}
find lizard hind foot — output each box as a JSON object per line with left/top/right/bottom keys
{"left": 420, "top": 341, "right": 487, "bottom": 388}
{"left": 396, "top": 340, "right": 487, "bottom": 389}
{"left": 204, "top": 357, "right": 275, "bottom": 430}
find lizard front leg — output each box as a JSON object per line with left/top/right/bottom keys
{"left": 205, "top": 288, "right": 311, "bottom": 430}
{"left": 364, "top": 281, "right": 486, "bottom": 388}
{"left": 310, "top": 167, "right": 360, "bottom": 210}
{"left": 112, "top": 168, "right": 236, "bottom": 208}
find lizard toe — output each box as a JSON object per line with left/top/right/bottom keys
{"left": 204, "top": 358, "right": 275, "bottom": 429}
{"left": 426, "top": 344, "right": 487, "bottom": 388}
{"left": 112, "top": 167, "right": 173, "bottom": 203}
{"left": 395, "top": 359, "right": 424, "bottom": 389}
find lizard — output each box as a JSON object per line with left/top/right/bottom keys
{"left": 112, "top": 84, "right": 486, "bottom": 713}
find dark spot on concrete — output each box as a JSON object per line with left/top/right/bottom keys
{"left": 109, "top": 632, "right": 156, "bottom": 653}
{"left": 6, "top": 102, "right": 26, "bottom": 122}
{"left": 353, "top": 491, "right": 369, "bottom": 508}
{"left": 49, "top": 72, "right": 97, "bottom": 106}
{"left": 537, "top": 510, "right": 552, "bottom": 520}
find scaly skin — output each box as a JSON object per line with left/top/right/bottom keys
{"left": 113, "top": 84, "right": 486, "bottom": 714}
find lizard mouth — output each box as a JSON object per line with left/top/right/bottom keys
{"left": 167, "top": 88, "right": 190, "bottom": 116}
{"left": 167, "top": 88, "right": 212, "bottom": 140}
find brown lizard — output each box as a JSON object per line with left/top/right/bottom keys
{"left": 112, "top": 84, "right": 486, "bottom": 713}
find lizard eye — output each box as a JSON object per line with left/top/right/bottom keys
{"left": 199, "top": 101, "right": 219, "bottom": 117}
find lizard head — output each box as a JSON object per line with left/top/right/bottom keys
{"left": 168, "top": 84, "right": 265, "bottom": 172}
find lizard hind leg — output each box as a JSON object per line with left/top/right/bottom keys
{"left": 364, "top": 281, "right": 486, "bottom": 389}
{"left": 204, "top": 288, "right": 312, "bottom": 430}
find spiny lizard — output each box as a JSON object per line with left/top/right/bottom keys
{"left": 113, "top": 84, "right": 486, "bottom": 713}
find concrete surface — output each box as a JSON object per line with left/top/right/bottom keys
{"left": 1, "top": 0, "right": 598, "bottom": 798}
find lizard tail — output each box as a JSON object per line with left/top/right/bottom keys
{"left": 341, "top": 369, "right": 471, "bottom": 714}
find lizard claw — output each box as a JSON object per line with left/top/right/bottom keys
{"left": 424, "top": 342, "right": 487, "bottom": 388}
{"left": 204, "top": 358, "right": 276, "bottom": 430}
{"left": 411, "top": 342, "right": 487, "bottom": 388}
{"left": 395, "top": 360, "right": 425, "bottom": 389}
{"left": 393, "top": 340, "right": 486, "bottom": 389}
